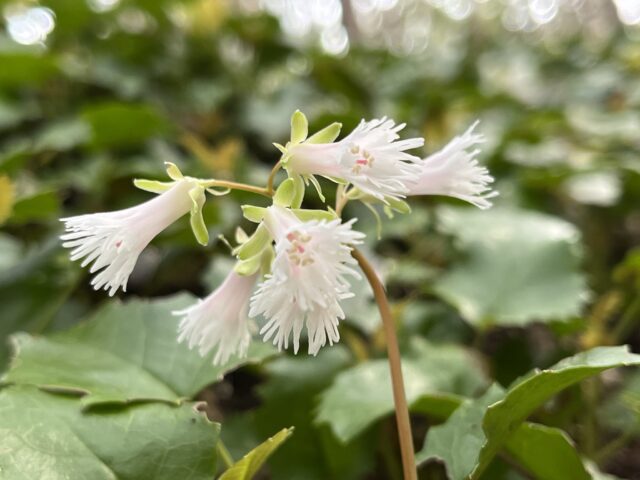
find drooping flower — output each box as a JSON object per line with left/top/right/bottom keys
{"left": 175, "top": 270, "right": 257, "bottom": 365}
{"left": 408, "top": 121, "right": 498, "bottom": 209}
{"left": 286, "top": 117, "right": 424, "bottom": 201}
{"left": 60, "top": 179, "right": 195, "bottom": 296}
{"left": 249, "top": 206, "right": 365, "bottom": 355}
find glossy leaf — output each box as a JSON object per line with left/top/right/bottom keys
{"left": 0, "top": 385, "right": 219, "bottom": 480}
{"left": 2, "top": 294, "right": 275, "bottom": 406}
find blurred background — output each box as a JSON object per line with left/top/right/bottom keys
{"left": 1, "top": 0, "right": 639, "bottom": 478}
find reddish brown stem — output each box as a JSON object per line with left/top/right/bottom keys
{"left": 352, "top": 248, "right": 417, "bottom": 480}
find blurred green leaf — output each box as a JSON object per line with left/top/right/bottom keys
{"left": 11, "top": 190, "right": 60, "bottom": 223}
{"left": 316, "top": 339, "right": 487, "bottom": 442}
{"left": 32, "top": 118, "right": 91, "bottom": 152}
{"left": 219, "top": 427, "right": 293, "bottom": 480}
{"left": 82, "top": 103, "right": 171, "bottom": 149}
{"left": 2, "top": 294, "right": 275, "bottom": 406}
{"left": 0, "top": 385, "right": 219, "bottom": 479}
{"left": 434, "top": 207, "right": 588, "bottom": 327}
{"left": 0, "top": 53, "right": 58, "bottom": 87}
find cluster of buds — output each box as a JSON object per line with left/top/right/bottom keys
{"left": 61, "top": 111, "right": 496, "bottom": 365}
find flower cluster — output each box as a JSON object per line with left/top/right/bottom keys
{"left": 61, "top": 111, "right": 496, "bottom": 364}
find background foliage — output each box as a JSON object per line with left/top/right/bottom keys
{"left": 1, "top": 0, "right": 639, "bottom": 478}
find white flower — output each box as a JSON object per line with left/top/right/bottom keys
{"left": 286, "top": 117, "right": 424, "bottom": 201}
{"left": 408, "top": 121, "right": 498, "bottom": 209}
{"left": 60, "top": 179, "right": 194, "bottom": 296}
{"left": 249, "top": 206, "right": 365, "bottom": 355}
{"left": 175, "top": 270, "right": 257, "bottom": 365}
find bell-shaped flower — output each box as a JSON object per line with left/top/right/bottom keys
{"left": 175, "top": 270, "right": 257, "bottom": 365}
{"left": 249, "top": 206, "right": 365, "bottom": 355}
{"left": 408, "top": 121, "right": 497, "bottom": 209}
{"left": 285, "top": 117, "right": 424, "bottom": 202}
{"left": 60, "top": 178, "right": 197, "bottom": 296}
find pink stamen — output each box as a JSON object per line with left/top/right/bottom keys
{"left": 356, "top": 158, "right": 368, "bottom": 166}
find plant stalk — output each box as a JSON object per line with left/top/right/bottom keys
{"left": 204, "top": 179, "right": 271, "bottom": 198}
{"left": 216, "top": 440, "right": 234, "bottom": 469}
{"left": 352, "top": 248, "right": 417, "bottom": 480}
{"left": 266, "top": 160, "right": 282, "bottom": 195}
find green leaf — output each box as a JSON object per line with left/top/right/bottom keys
{"left": 0, "top": 53, "right": 58, "bottom": 87}
{"left": 219, "top": 428, "right": 293, "bottom": 480}
{"left": 505, "top": 423, "right": 590, "bottom": 480}
{"left": 247, "top": 346, "right": 376, "bottom": 480}
{"left": 418, "top": 347, "right": 640, "bottom": 480}
{"left": 82, "top": 102, "right": 170, "bottom": 149}
{"left": 189, "top": 185, "right": 209, "bottom": 246}
{"left": 473, "top": 346, "right": 640, "bottom": 478}
{"left": 10, "top": 190, "right": 60, "bottom": 223}
{"left": 306, "top": 122, "right": 342, "bottom": 144}
{"left": 0, "top": 385, "right": 219, "bottom": 480}
{"left": 316, "top": 339, "right": 488, "bottom": 442}
{"left": 0, "top": 239, "right": 77, "bottom": 368}
{"left": 290, "top": 110, "right": 308, "bottom": 144}
{"left": 418, "top": 385, "right": 590, "bottom": 480}
{"left": 434, "top": 207, "right": 588, "bottom": 327}
{"left": 2, "top": 294, "right": 275, "bottom": 407}
{"left": 417, "top": 384, "right": 504, "bottom": 479}
{"left": 32, "top": 118, "right": 91, "bottom": 152}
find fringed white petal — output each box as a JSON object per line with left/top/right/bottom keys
{"left": 409, "top": 121, "right": 498, "bottom": 209}
{"left": 60, "top": 179, "right": 193, "bottom": 296}
{"left": 250, "top": 206, "right": 365, "bottom": 355}
{"left": 175, "top": 270, "right": 256, "bottom": 365}
{"left": 287, "top": 117, "right": 424, "bottom": 201}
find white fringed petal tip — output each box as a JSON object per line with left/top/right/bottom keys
{"left": 175, "top": 270, "right": 257, "bottom": 365}
{"left": 60, "top": 179, "right": 194, "bottom": 296}
{"left": 408, "top": 121, "right": 498, "bottom": 210}
{"left": 250, "top": 206, "right": 365, "bottom": 355}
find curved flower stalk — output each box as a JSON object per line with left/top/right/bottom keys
{"left": 175, "top": 270, "right": 258, "bottom": 365}
{"left": 249, "top": 205, "right": 365, "bottom": 355}
{"left": 61, "top": 178, "right": 197, "bottom": 296}
{"left": 285, "top": 115, "right": 424, "bottom": 202}
{"left": 408, "top": 121, "right": 498, "bottom": 209}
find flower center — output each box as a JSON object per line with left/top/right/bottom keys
{"left": 349, "top": 144, "right": 374, "bottom": 174}
{"left": 286, "top": 230, "right": 314, "bottom": 266}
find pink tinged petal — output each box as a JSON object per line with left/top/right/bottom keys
{"left": 250, "top": 207, "right": 365, "bottom": 355}
{"left": 60, "top": 179, "right": 194, "bottom": 296}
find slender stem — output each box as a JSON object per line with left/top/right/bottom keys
{"left": 594, "top": 430, "right": 634, "bottom": 465}
{"left": 352, "top": 248, "right": 417, "bottom": 480}
{"left": 203, "top": 179, "right": 271, "bottom": 198}
{"left": 216, "top": 440, "right": 235, "bottom": 469}
{"left": 266, "top": 161, "right": 282, "bottom": 195}
{"left": 612, "top": 296, "right": 640, "bottom": 343}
